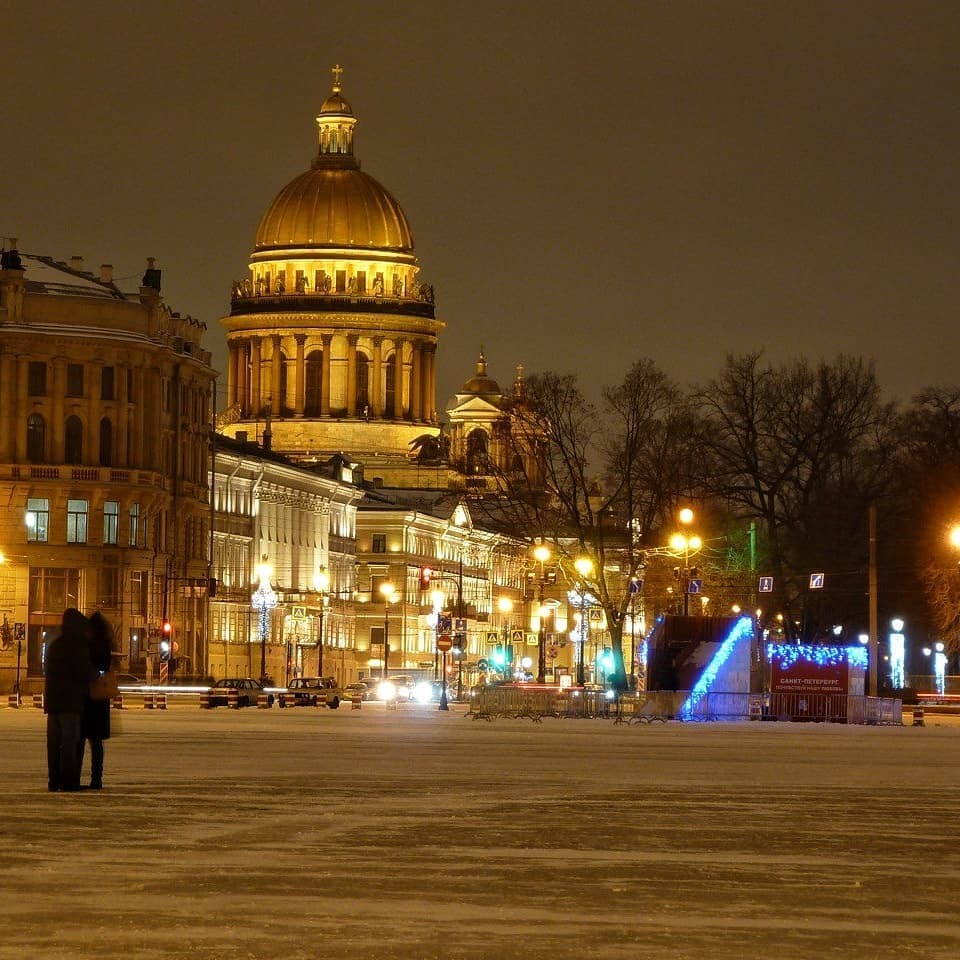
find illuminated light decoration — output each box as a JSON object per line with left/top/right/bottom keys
{"left": 766, "top": 643, "right": 869, "bottom": 669}
{"left": 680, "top": 616, "right": 753, "bottom": 720}
{"left": 934, "top": 650, "right": 947, "bottom": 697}
{"left": 251, "top": 565, "right": 278, "bottom": 644}
{"left": 889, "top": 632, "right": 906, "bottom": 689}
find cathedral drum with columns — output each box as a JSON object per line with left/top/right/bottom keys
{"left": 220, "top": 67, "right": 443, "bottom": 471}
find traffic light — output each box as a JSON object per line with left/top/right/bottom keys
{"left": 159, "top": 619, "right": 172, "bottom": 661}
{"left": 419, "top": 566, "right": 433, "bottom": 590}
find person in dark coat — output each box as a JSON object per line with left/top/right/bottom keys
{"left": 80, "top": 612, "right": 115, "bottom": 790}
{"left": 44, "top": 609, "right": 94, "bottom": 792}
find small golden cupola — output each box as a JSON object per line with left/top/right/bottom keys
{"left": 314, "top": 63, "right": 358, "bottom": 166}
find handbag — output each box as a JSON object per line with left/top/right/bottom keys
{"left": 90, "top": 669, "right": 119, "bottom": 700}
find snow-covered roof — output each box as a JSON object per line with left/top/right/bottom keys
{"left": 18, "top": 254, "right": 128, "bottom": 301}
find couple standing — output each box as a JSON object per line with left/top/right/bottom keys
{"left": 44, "top": 608, "right": 114, "bottom": 792}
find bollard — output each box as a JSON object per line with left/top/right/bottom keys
{"left": 257, "top": 693, "right": 271, "bottom": 709}
{"left": 913, "top": 708, "right": 925, "bottom": 727}
{"left": 351, "top": 696, "right": 362, "bottom": 710}
{"left": 111, "top": 695, "right": 123, "bottom": 710}
{"left": 33, "top": 693, "right": 44, "bottom": 710}
{"left": 227, "top": 687, "right": 240, "bottom": 709}
{"left": 199, "top": 691, "right": 212, "bottom": 709}
{"left": 143, "top": 694, "right": 155, "bottom": 710}
{"left": 155, "top": 694, "right": 167, "bottom": 710}
{"left": 7, "top": 693, "right": 21, "bottom": 709}
{"left": 316, "top": 693, "right": 327, "bottom": 709}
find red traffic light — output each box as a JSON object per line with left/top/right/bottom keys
{"left": 162, "top": 619, "right": 172, "bottom": 635}
{"left": 419, "top": 567, "right": 433, "bottom": 590}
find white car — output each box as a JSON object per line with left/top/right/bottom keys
{"left": 280, "top": 677, "right": 343, "bottom": 708}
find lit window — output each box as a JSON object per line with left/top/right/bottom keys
{"left": 103, "top": 501, "right": 119, "bottom": 545}
{"left": 66, "top": 499, "right": 88, "bottom": 544}
{"left": 26, "top": 498, "right": 49, "bottom": 542}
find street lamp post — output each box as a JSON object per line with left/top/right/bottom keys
{"left": 314, "top": 567, "right": 330, "bottom": 677}
{"left": 379, "top": 581, "right": 395, "bottom": 680}
{"left": 670, "top": 509, "right": 702, "bottom": 616}
{"left": 533, "top": 543, "right": 552, "bottom": 683}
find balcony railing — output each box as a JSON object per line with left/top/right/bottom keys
{"left": 229, "top": 290, "right": 436, "bottom": 320}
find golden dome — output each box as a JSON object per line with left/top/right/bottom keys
{"left": 254, "top": 167, "right": 414, "bottom": 252}
{"left": 253, "top": 65, "right": 414, "bottom": 253}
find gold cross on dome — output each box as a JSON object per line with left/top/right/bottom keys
{"left": 331, "top": 63, "right": 344, "bottom": 91}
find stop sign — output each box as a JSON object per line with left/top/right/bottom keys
{"left": 437, "top": 635, "right": 453, "bottom": 652}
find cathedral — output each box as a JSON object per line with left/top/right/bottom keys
{"left": 219, "top": 67, "right": 444, "bottom": 487}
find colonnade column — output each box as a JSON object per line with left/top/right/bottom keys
{"left": 117, "top": 364, "right": 129, "bottom": 468}
{"left": 271, "top": 334, "right": 282, "bottom": 417}
{"left": 422, "top": 344, "right": 436, "bottom": 423}
{"left": 228, "top": 341, "right": 239, "bottom": 408}
{"left": 250, "top": 337, "right": 262, "bottom": 416}
{"left": 294, "top": 335, "right": 306, "bottom": 417}
{"left": 320, "top": 334, "right": 332, "bottom": 417}
{"left": 371, "top": 337, "right": 384, "bottom": 418}
{"left": 346, "top": 335, "right": 358, "bottom": 417}
{"left": 392, "top": 343, "right": 404, "bottom": 419}
{"left": 411, "top": 342, "right": 423, "bottom": 421}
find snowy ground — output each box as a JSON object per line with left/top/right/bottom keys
{"left": 1, "top": 702, "right": 958, "bottom": 960}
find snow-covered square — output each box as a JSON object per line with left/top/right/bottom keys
{"left": 1, "top": 704, "right": 958, "bottom": 960}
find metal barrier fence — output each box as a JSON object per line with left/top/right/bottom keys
{"left": 467, "top": 686, "right": 902, "bottom": 725}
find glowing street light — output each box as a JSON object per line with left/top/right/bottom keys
{"left": 532, "top": 542, "right": 553, "bottom": 682}
{"left": 314, "top": 567, "right": 330, "bottom": 676}
{"left": 669, "top": 509, "right": 703, "bottom": 616}
{"left": 251, "top": 560, "right": 277, "bottom": 682}
{"left": 573, "top": 556, "right": 593, "bottom": 685}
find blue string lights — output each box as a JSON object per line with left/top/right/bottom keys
{"left": 680, "top": 616, "right": 753, "bottom": 719}
{"left": 767, "top": 643, "right": 868, "bottom": 670}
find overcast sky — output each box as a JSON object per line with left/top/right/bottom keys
{"left": 3, "top": 1, "right": 958, "bottom": 409}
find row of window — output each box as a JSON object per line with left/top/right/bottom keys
{"left": 26, "top": 498, "right": 142, "bottom": 546}
{"left": 27, "top": 414, "right": 118, "bottom": 466}
{"left": 28, "top": 361, "right": 132, "bottom": 401}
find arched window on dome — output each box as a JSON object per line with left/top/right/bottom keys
{"left": 65, "top": 415, "right": 83, "bottom": 465}
{"left": 466, "top": 429, "right": 489, "bottom": 475}
{"left": 26, "top": 413, "right": 46, "bottom": 464}
{"left": 305, "top": 349, "right": 323, "bottom": 417}
{"left": 384, "top": 355, "right": 397, "bottom": 419}
{"left": 99, "top": 417, "right": 113, "bottom": 467}
{"left": 356, "top": 352, "right": 370, "bottom": 413}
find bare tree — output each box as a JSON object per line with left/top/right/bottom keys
{"left": 693, "top": 353, "right": 898, "bottom": 639}
{"left": 480, "top": 361, "right": 691, "bottom": 691}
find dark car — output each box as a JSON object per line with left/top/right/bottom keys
{"left": 116, "top": 674, "right": 146, "bottom": 687}
{"left": 280, "top": 677, "right": 343, "bottom": 709}
{"left": 344, "top": 681, "right": 375, "bottom": 702}
{"left": 208, "top": 678, "right": 272, "bottom": 708}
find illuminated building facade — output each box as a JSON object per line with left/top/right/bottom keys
{"left": 0, "top": 244, "right": 215, "bottom": 691}
{"left": 208, "top": 435, "right": 362, "bottom": 684}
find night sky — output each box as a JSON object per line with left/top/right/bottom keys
{"left": 4, "top": 1, "right": 958, "bottom": 410}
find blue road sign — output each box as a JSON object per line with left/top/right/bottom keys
{"left": 687, "top": 579, "right": 703, "bottom": 594}
{"left": 629, "top": 578, "right": 643, "bottom": 594}
{"left": 758, "top": 576, "right": 774, "bottom": 593}
{"left": 809, "top": 572, "right": 825, "bottom": 590}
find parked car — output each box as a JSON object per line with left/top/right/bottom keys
{"left": 208, "top": 678, "right": 272, "bottom": 708}
{"left": 280, "top": 677, "right": 343, "bottom": 709}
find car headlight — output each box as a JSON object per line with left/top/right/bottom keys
{"left": 413, "top": 681, "right": 432, "bottom": 704}
{"left": 378, "top": 680, "right": 396, "bottom": 700}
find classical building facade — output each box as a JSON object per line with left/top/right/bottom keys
{"left": 209, "top": 435, "right": 362, "bottom": 684}
{"left": 219, "top": 68, "right": 444, "bottom": 487}
{"left": 0, "top": 244, "right": 215, "bottom": 692}
{"left": 354, "top": 490, "right": 539, "bottom": 685}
